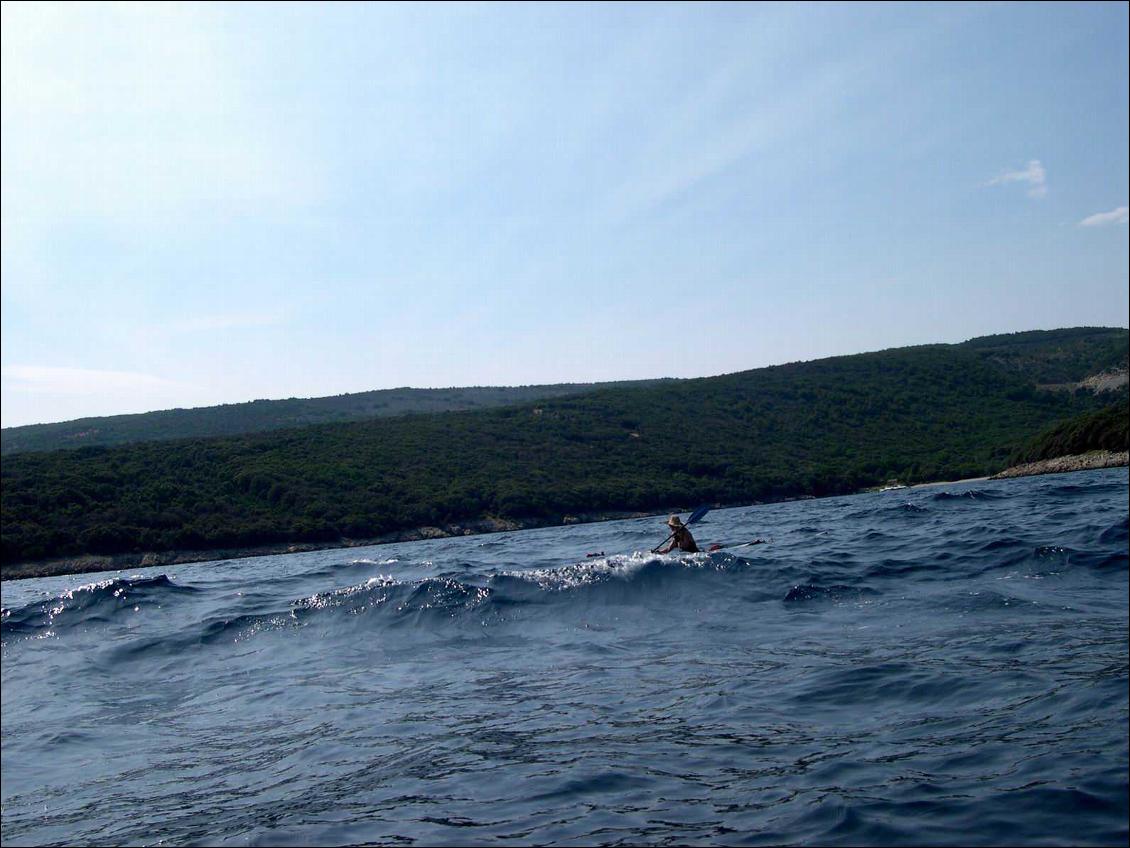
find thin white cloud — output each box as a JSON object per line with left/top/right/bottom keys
{"left": 986, "top": 159, "right": 1047, "bottom": 198}
{"left": 1078, "top": 206, "right": 1129, "bottom": 227}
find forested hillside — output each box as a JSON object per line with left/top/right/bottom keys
{"left": 958, "top": 326, "right": 1128, "bottom": 384}
{"left": 2, "top": 339, "right": 1115, "bottom": 569}
{"left": 5, "top": 327, "right": 1123, "bottom": 456}
{"left": 0, "top": 380, "right": 669, "bottom": 455}
{"left": 1010, "top": 399, "right": 1130, "bottom": 463}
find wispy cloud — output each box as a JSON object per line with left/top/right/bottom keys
{"left": 1078, "top": 206, "right": 1129, "bottom": 227}
{"left": 986, "top": 159, "right": 1047, "bottom": 198}
{"left": 1, "top": 365, "right": 187, "bottom": 397}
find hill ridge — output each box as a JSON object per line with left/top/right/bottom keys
{"left": 5, "top": 326, "right": 1126, "bottom": 455}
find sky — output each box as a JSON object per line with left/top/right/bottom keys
{"left": 2, "top": 1, "right": 1127, "bottom": 428}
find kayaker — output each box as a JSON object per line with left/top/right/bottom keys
{"left": 658, "top": 515, "right": 699, "bottom": 553}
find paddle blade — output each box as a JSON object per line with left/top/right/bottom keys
{"left": 686, "top": 504, "right": 711, "bottom": 525}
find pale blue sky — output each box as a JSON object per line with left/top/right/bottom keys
{"left": 2, "top": 1, "right": 1127, "bottom": 427}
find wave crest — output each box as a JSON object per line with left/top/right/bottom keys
{"left": 1, "top": 574, "right": 195, "bottom": 639}
{"left": 931, "top": 488, "right": 1008, "bottom": 501}
{"left": 289, "top": 552, "right": 757, "bottom": 624}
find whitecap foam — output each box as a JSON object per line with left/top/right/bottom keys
{"left": 503, "top": 550, "right": 711, "bottom": 592}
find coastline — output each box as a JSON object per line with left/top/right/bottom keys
{"left": 989, "top": 449, "right": 1128, "bottom": 480}
{"left": 5, "top": 457, "right": 1126, "bottom": 583}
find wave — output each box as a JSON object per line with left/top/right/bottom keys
{"left": 292, "top": 574, "right": 486, "bottom": 622}
{"left": 890, "top": 501, "right": 928, "bottom": 513}
{"left": 863, "top": 558, "right": 939, "bottom": 580}
{"left": 1, "top": 574, "right": 196, "bottom": 639}
{"left": 931, "top": 488, "right": 1009, "bottom": 501}
{"left": 845, "top": 501, "right": 929, "bottom": 521}
{"left": 1064, "top": 549, "right": 1130, "bottom": 572}
{"left": 933, "top": 588, "right": 1036, "bottom": 613}
{"left": 1098, "top": 516, "right": 1128, "bottom": 546}
{"left": 506, "top": 550, "right": 755, "bottom": 591}
{"left": 2, "top": 553, "right": 763, "bottom": 647}
{"left": 291, "top": 552, "right": 759, "bottom": 624}
{"left": 7, "top": 495, "right": 1121, "bottom": 648}
{"left": 304, "top": 557, "right": 403, "bottom": 580}
{"left": 1038, "top": 476, "right": 1129, "bottom": 499}
{"left": 783, "top": 583, "right": 880, "bottom": 603}
{"left": 789, "top": 661, "right": 980, "bottom": 707}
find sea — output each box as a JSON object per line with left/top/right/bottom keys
{"left": 2, "top": 468, "right": 1127, "bottom": 847}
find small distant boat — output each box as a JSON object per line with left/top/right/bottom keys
{"left": 877, "top": 483, "right": 908, "bottom": 492}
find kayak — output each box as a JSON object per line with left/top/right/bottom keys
{"left": 708, "top": 539, "right": 768, "bottom": 551}
{"left": 584, "top": 539, "right": 767, "bottom": 558}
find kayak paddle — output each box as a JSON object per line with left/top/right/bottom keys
{"left": 650, "top": 504, "right": 711, "bottom": 553}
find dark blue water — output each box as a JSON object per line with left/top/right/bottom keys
{"left": 2, "top": 468, "right": 1127, "bottom": 846}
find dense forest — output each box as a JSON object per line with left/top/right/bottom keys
{"left": 0, "top": 381, "right": 669, "bottom": 455}
{"left": 3, "top": 328, "right": 1125, "bottom": 570}
{"left": 4, "top": 326, "right": 1124, "bottom": 456}
{"left": 1010, "top": 399, "right": 1130, "bottom": 464}
{"left": 959, "top": 326, "right": 1128, "bottom": 384}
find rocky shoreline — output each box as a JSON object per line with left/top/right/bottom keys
{"left": 989, "top": 450, "right": 1129, "bottom": 480}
